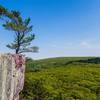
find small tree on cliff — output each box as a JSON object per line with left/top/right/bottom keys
{"left": 0, "top": 6, "right": 38, "bottom": 54}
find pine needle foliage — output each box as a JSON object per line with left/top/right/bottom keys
{"left": 0, "top": 5, "right": 38, "bottom": 54}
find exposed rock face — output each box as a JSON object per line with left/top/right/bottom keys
{"left": 0, "top": 54, "right": 25, "bottom": 100}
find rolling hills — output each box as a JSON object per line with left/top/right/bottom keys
{"left": 20, "top": 57, "right": 100, "bottom": 100}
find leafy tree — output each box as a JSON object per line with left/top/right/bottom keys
{"left": 0, "top": 5, "right": 38, "bottom": 54}
{"left": 26, "top": 57, "right": 34, "bottom": 62}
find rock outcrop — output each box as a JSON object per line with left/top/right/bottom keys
{"left": 0, "top": 54, "right": 25, "bottom": 100}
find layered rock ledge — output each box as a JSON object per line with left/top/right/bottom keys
{"left": 0, "top": 54, "right": 25, "bottom": 100}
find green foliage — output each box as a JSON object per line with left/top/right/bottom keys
{"left": 3, "top": 11, "right": 38, "bottom": 54}
{"left": 20, "top": 57, "right": 100, "bottom": 100}
{"left": 26, "top": 57, "right": 100, "bottom": 71}
{"left": 0, "top": 5, "right": 38, "bottom": 54}
{"left": 0, "top": 5, "right": 8, "bottom": 16}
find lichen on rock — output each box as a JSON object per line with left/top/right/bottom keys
{"left": 0, "top": 54, "right": 25, "bottom": 100}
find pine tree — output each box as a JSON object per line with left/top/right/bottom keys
{"left": 0, "top": 5, "right": 38, "bottom": 54}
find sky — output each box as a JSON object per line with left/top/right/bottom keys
{"left": 0, "top": 0, "right": 100, "bottom": 59}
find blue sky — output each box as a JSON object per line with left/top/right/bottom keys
{"left": 0, "top": 0, "right": 100, "bottom": 59}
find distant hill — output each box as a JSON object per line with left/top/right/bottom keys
{"left": 26, "top": 57, "right": 100, "bottom": 72}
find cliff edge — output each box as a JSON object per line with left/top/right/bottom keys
{"left": 0, "top": 54, "right": 25, "bottom": 100}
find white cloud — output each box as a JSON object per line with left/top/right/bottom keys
{"left": 80, "top": 41, "right": 91, "bottom": 48}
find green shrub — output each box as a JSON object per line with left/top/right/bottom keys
{"left": 20, "top": 57, "right": 100, "bottom": 100}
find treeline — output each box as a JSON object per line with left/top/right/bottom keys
{"left": 25, "top": 57, "right": 100, "bottom": 72}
